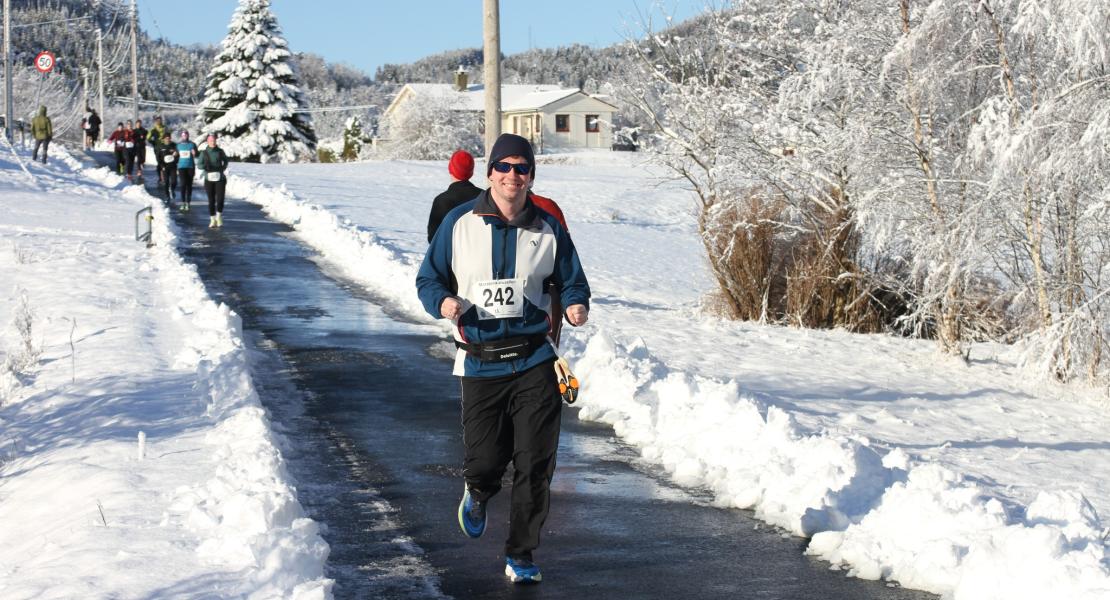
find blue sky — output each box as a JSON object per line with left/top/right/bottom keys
{"left": 140, "top": 1, "right": 706, "bottom": 78}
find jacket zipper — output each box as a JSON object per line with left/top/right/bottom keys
{"left": 499, "top": 224, "right": 518, "bottom": 374}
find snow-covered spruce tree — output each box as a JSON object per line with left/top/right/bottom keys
{"left": 198, "top": 0, "right": 316, "bottom": 163}
{"left": 341, "top": 115, "right": 365, "bottom": 161}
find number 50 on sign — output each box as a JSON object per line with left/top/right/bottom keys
{"left": 34, "top": 51, "right": 56, "bottom": 74}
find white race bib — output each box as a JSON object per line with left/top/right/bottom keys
{"left": 473, "top": 278, "right": 525, "bottom": 320}
{"left": 206, "top": 171, "right": 221, "bottom": 182}
{"left": 163, "top": 155, "right": 174, "bottom": 163}
{"left": 125, "top": 141, "right": 134, "bottom": 148}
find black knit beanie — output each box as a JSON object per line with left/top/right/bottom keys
{"left": 486, "top": 133, "right": 536, "bottom": 177}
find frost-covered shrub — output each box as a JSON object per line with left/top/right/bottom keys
{"left": 379, "top": 95, "right": 482, "bottom": 160}
{"left": 0, "top": 290, "right": 41, "bottom": 403}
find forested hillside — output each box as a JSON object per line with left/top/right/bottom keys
{"left": 7, "top": 0, "right": 664, "bottom": 142}
{"left": 9, "top": 0, "right": 213, "bottom": 103}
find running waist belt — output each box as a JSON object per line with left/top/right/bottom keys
{"left": 455, "top": 334, "right": 547, "bottom": 363}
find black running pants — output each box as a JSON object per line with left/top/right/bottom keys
{"left": 205, "top": 178, "right": 226, "bottom": 216}
{"left": 162, "top": 168, "right": 177, "bottom": 199}
{"left": 460, "top": 359, "right": 561, "bottom": 560}
{"left": 179, "top": 168, "right": 195, "bottom": 202}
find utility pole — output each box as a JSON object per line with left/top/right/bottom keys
{"left": 3, "top": 0, "right": 13, "bottom": 142}
{"left": 482, "top": 0, "right": 501, "bottom": 156}
{"left": 96, "top": 0, "right": 105, "bottom": 122}
{"left": 129, "top": 0, "right": 138, "bottom": 121}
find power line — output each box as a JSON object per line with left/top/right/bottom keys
{"left": 11, "top": 15, "right": 93, "bottom": 29}
{"left": 118, "top": 97, "right": 378, "bottom": 115}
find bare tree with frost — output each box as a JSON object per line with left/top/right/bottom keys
{"left": 622, "top": 0, "right": 1110, "bottom": 384}
{"left": 379, "top": 95, "right": 482, "bottom": 160}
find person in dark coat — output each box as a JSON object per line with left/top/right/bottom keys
{"left": 154, "top": 132, "right": 180, "bottom": 201}
{"left": 86, "top": 110, "right": 101, "bottom": 148}
{"left": 132, "top": 119, "right": 149, "bottom": 179}
{"left": 197, "top": 134, "right": 230, "bottom": 228}
{"left": 427, "top": 149, "right": 482, "bottom": 243}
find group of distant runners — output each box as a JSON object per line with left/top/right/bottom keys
{"left": 93, "top": 112, "right": 230, "bottom": 228}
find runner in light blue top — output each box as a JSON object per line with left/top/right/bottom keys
{"left": 175, "top": 131, "right": 199, "bottom": 210}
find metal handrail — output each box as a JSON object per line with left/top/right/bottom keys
{"left": 135, "top": 206, "right": 153, "bottom": 247}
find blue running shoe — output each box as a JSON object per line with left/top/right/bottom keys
{"left": 457, "top": 486, "right": 486, "bottom": 538}
{"left": 504, "top": 557, "right": 542, "bottom": 583}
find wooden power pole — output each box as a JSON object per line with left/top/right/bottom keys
{"left": 482, "top": 0, "right": 501, "bottom": 156}
{"left": 3, "top": 0, "right": 12, "bottom": 142}
{"left": 129, "top": 0, "right": 138, "bottom": 121}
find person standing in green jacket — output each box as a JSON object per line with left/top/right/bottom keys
{"left": 198, "top": 134, "right": 230, "bottom": 228}
{"left": 31, "top": 106, "right": 53, "bottom": 164}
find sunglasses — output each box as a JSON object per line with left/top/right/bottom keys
{"left": 490, "top": 161, "right": 532, "bottom": 176}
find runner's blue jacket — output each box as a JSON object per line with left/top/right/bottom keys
{"left": 416, "top": 190, "right": 590, "bottom": 377}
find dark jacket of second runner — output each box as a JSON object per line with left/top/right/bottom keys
{"left": 427, "top": 180, "right": 482, "bottom": 242}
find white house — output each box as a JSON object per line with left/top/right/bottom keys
{"left": 383, "top": 73, "right": 619, "bottom": 152}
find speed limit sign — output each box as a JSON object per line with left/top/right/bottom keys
{"left": 34, "top": 51, "right": 56, "bottom": 74}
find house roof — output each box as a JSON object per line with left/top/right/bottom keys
{"left": 385, "top": 83, "right": 617, "bottom": 115}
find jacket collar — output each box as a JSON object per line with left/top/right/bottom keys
{"left": 473, "top": 189, "right": 540, "bottom": 229}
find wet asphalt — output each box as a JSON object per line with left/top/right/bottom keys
{"left": 107, "top": 154, "right": 935, "bottom": 600}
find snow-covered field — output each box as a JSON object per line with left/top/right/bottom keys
{"left": 0, "top": 147, "right": 331, "bottom": 599}
{"left": 225, "top": 153, "right": 1110, "bottom": 600}
{"left": 2, "top": 144, "right": 1108, "bottom": 599}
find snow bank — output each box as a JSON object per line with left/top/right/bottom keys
{"left": 221, "top": 170, "right": 1110, "bottom": 600}
{"left": 0, "top": 147, "right": 333, "bottom": 594}
{"left": 571, "top": 330, "right": 1110, "bottom": 600}
{"left": 569, "top": 330, "right": 896, "bottom": 535}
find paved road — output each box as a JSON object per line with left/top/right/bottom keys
{"left": 104, "top": 154, "right": 935, "bottom": 600}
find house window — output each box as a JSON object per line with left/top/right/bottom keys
{"left": 555, "top": 114, "right": 569, "bottom": 132}
{"left": 585, "top": 114, "right": 599, "bottom": 133}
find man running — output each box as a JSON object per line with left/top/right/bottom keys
{"left": 416, "top": 133, "right": 591, "bottom": 585}
{"left": 85, "top": 109, "right": 101, "bottom": 151}
{"left": 132, "top": 119, "right": 149, "bottom": 182}
{"left": 197, "top": 134, "right": 229, "bottom": 228}
{"left": 107, "top": 122, "right": 128, "bottom": 175}
{"left": 122, "top": 120, "right": 136, "bottom": 181}
{"left": 175, "top": 131, "right": 198, "bottom": 211}
{"left": 155, "top": 132, "right": 179, "bottom": 202}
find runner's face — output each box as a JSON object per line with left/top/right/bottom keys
{"left": 489, "top": 155, "right": 530, "bottom": 203}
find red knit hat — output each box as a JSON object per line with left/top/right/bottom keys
{"left": 448, "top": 150, "right": 475, "bottom": 180}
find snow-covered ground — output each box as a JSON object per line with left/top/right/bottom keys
{"left": 223, "top": 152, "right": 1110, "bottom": 600}
{"left": 0, "top": 146, "right": 332, "bottom": 599}
{"left": 3, "top": 144, "right": 1108, "bottom": 599}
